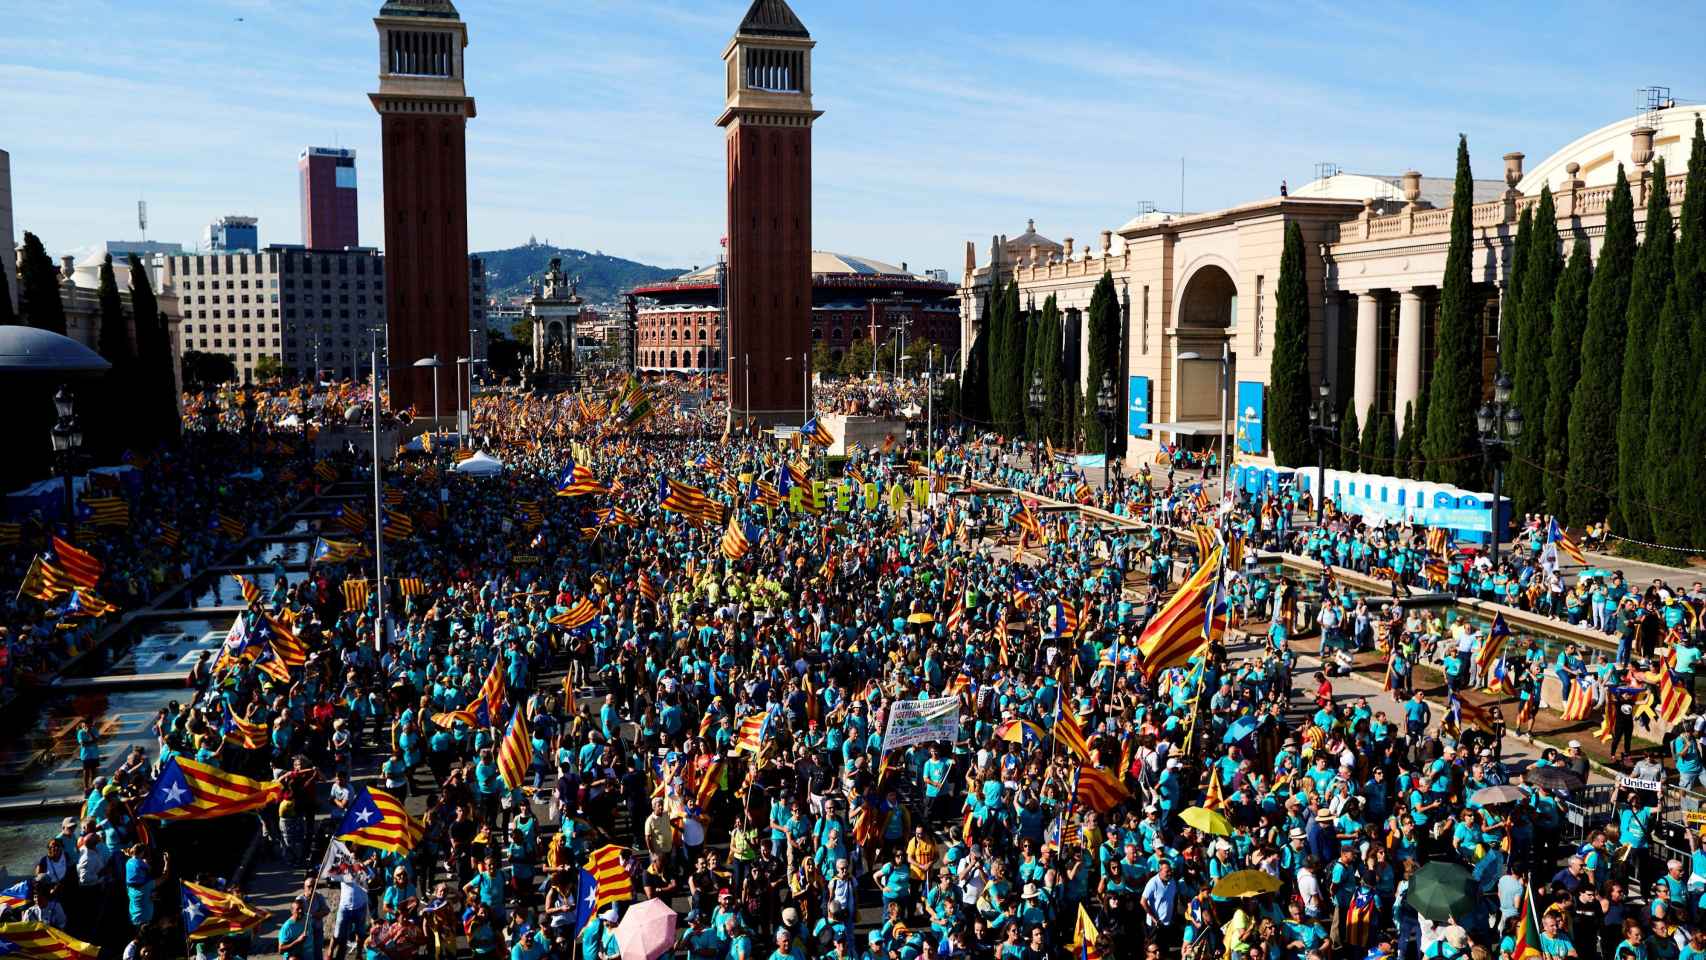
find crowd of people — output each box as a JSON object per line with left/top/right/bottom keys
{"left": 6, "top": 379, "right": 1706, "bottom": 960}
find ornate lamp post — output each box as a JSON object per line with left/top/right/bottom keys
{"left": 1096, "top": 372, "right": 1118, "bottom": 492}
{"left": 49, "top": 387, "right": 82, "bottom": 521}
{"left": 1307, "top": 377, "right": 1338, "bottom": 526}
{"left": 1476, "top": 370, "right": 1523, "bottom": 571}
{"left": 413, "top": 355, "right": 443, "bottom": 424}
{"left": 1027, "top": 372, "right": 1046, "bottom": 473}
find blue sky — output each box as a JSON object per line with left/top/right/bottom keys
{"left": 4, "top": 0, "right": 1703, "bottom": 280}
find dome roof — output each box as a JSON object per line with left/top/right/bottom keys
{"left": 0, "top": 327, "right": 111, "bottom": 376}
{"left": 674, "top": 251, "right": 929, "bottom": 284}
{"left": 1519, "top": 102, "right": 1701, "bottom": 194}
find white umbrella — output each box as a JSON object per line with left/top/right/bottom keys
{"left": 614, "top": 898, "right": 677, "bottom": 960}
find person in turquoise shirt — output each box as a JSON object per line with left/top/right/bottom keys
{"left": 579, "top": 908, "right": 619, "bottom": 960}
{"left": 278, "top": 899, "right": 312, "bottom": 960}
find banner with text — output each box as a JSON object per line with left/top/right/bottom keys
{"left": 880, "top": 696, "right": 962, "bottom": 753}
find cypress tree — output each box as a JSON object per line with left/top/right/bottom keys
{"left": 1566, "top": 166, "right": 1635, "bottom": 526}
{"left": 1679, "top": 118, "right": 1706, "bottom": 547}
{"left": 129, "top": 254, "right": 181, "bottom": 448}
{"left": 1038, "top": 296, "right": 1065, "bottom": 444}
{"left": 1339, "top": 407, "right": 1360, "bottom": 474}
{"left": 1509, "top": 188, "right": 1561, "bottom": 512}
{"left": 1372, "top": 412, "right": 1396, "bottom": 474}
{"left": 1396, "top": 402, "right": 1419, "bottom": 480}
{"left": 998, "top": 281, "right": 1025, "bottom": 436}
{"left": 1646, "top": 287, "right": 1692, "bottom": 546}
{"left": 1618, "top": 157, "right": 1672, "bottom": 542}
{"left": 1081, "top": 272, "right": 1118, "bottom": 452}
{"left": 1543, "top": 239, "right": 1592, "bottom": 518}
{"left": 1423, "top": 136, "right": 1485, "bottom": 488}
{"left": 1269, "top": 221, "right": 1314, "bottom": 467}
{"left": 90, "top": 255, "right": 134, "bottom": 460}
{"left": 1360, "top": 409, "right": 1381, "bottom": 474}
{"left": 18, "top": 232, "right": 67, "bottom": 335}
{"left": 0, "top": 271, "right": 14, "bottom": 325}
{"left": 985, "top": 283, "right": 1009, "bottom": 430}
{"left": 1502, "top": 207, "right": 1533, "bottom": 372}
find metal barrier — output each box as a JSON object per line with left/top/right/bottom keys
{"left": 1559, "top": 783, "right": 1619, "bottom": 846}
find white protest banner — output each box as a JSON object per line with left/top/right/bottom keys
{"left": 1617, "top": 775, "right": 1662, "bottom": 792}
{"left": 880, "top": 695, "right": 961, "bottom": 753}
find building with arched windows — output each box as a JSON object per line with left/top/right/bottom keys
{"left": 631, "top": 251, "right": 957, "bottom": 373}
{"left": 959, "top": 97, "right": 1701, "bottom": 474}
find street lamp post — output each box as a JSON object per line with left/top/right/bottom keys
{"left": 49, "top": 386, "right": 82, "bottom": 521}
{"left": 926, "top": 348, "right": 942, "bottom": 469}
{"left": 1027, "top": 372, "right": 1046, "bottom": 474}
{"left": 241, "top": 384, "right": 257, "bottom": 455}
{"left": 1476, "top": 370, "right": 1523, "bottom": 572}
{"left": 1096, "top": 372, "right": 1118, "bottom": 493}
{"left": 1307, "top": 378, "right": 1338, "bottom": 526}
{"left": 414, "top": 356, "right": 443, "bottom": 424}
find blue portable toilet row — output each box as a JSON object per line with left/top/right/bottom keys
{"left": 1270, "top": 466, "right": 1511, "bottom": 546}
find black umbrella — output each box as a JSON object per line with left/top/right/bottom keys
{"left": 1523, "top": 765, "right": 1584, "bottom": 791}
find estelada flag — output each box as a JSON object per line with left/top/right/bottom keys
{"left": 1051, "top": 701, "right": 1093, "bottom": 763}
{"left": 550, "top": 597, "right": 599, "bottom": 630}
{"left": 334, "top": 785, "right": 424, "bottom": 853}
{"left": 585, "top": 844, "right": 633, "bottom": 908}
{"left": 49, "top": 537, "right": 101, "bottom": 590}
{"left": 139, "top": 756, "right": 280, "bottom": 820}
{"left": 0, "top": 922, "right": 98, "bottom": 960}
{"left": 1072, "top": 765, "right": 1129, "bottom": 814}
{"left": 180, "top": 881, "right": 267, "bottom": 941}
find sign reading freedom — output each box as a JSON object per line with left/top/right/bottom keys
{"left": 880, "top": 696, "right": 961, "bottom": 753}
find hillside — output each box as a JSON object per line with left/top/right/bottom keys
{"left": 475, "top": 242, "right": 684, "bottom": 305}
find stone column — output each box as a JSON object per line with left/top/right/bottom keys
{"left": 1352, "top": 292, "right": 1380, "bottom": 427}
{"left": 1393, "top": 289, "right": 1424, "bottom": 424}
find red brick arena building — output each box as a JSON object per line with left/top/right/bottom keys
{"left": 630, "top": 252, "right": 959, "bottom": 373}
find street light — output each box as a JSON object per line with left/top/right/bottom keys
{"left": 1307, "top": 377, "right": 1339, "bottom": 526}
{"left": 1027, "top": 371, "right": 1046, "bottom": 472}
{"left": 926, "top": 347, "right": 942, "bottom": 469}
{"left": 1096, "top": 372, "right": 1118, "bottom": 492}
{"left": 1476, "top": 369, "right": 1523, "bottom": 572}
{"left": 49, "top": 386, "right": 81, "bottom": 521}
{"left": 413, "top": 356, "right": 443, "bottom": 424}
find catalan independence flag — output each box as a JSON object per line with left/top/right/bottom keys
{"left": 65, "top": 588, "right": 119, "bottom": 619}
{"left": 801, "top": 417, "right": 834, "bottom": 448}
{"left": 138, "top": 756, "right": 280, "bottom": 820}
{"left": 311, "top": 537, "right": 363, "bottom": 566}
{"left": 1015, "top": 499, "right": 1045, "bottom": 542}
{"left": 83, "top": 497, "right": 130, "bottom": 530}
{"left": 17, "top": 557, "right": 76, "bottom": 602}
{"left": 733, "top": 712, "right": 771, "bottom": 755}
{"left": 584, "top": 844, "right": 633, "bottom": 908}
{"left": 557, "top": 463, "right": 609, "bottom": 497}
{"left": 658, "top": 478, "right": 724, "bottom": 527}
{"left": 1547, "top": 518, "right": 1587, "bottom": 565}
{"left": 496, "top": 708, "right": 533, "bottom": 790}
{"left": 549, "top": 597, "right": 600, "bottom": 630}
{"left": 221, "top": 707, "right": 269, "bottom": 750}
{"left": 232, "top": 574, "right": 262, "bottom": 606}
{"left": 334, "top": 786, "right": 424, "bottom": 853}
{"left": 721, "top": 514, "right": 759, "bottom": 561}
{"left": 1136, "top": 547, "right": 1223, "bottom": 678}
{"left": 0, "top": 923, "right": 98, "bottom": 960}
{"left": 180, "top": 881, "right": 268, "bottom": 940}
{"left": 1072, "top": 765, "right": 1130, "bottom": 814}
{"left": 0, "top": 881, "right": 31, "bottom": 911}
{"left": 1043, "top": 602, "right": 1080, "bottom": 640}
{"left": 1051, "top": 700, "right": 1093, "bottom": 762}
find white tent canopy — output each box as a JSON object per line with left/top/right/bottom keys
{"left": 451, "top": 451, "right": 504, "bottom": 476}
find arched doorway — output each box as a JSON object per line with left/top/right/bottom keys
{"left": 1178, "top": 264, "right": 1237, "bottom": 329}
{"left": 1172, "top": 264, "right": 1239, "bottom": 448}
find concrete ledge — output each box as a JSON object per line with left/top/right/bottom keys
{"left": 56, "top": 672, "right": 192, "bottom": 693}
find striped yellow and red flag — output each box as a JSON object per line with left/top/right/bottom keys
{"left": 17, "top": 557, "right": 75, "bottom": 602}
{"left": 139, "top": 756, "right": 280, "bottom": 820}
{"left": 341, "top": 579, "right": 370, "bottom": 611}
{"left": 1136, "top": 547, "right": 1223, "bottom": 678}
{"left": 180, "top": 881, "right": 268, "bottom": 940}
{"left": 550, "top": 597, "right": 600, "bottom": 630}
{"left": 637, "top": 575, "right": 660, "bottom": 604}
{"left": 1051, "top": 704, "right": 1093, "bottom": 762}
{"left": 1068, "top": 906, "right": 1105, "bottom": 960}
{"left": 1015, "top": 499, "right": 1045, "bottom": 542}
{"left": 334, "top": 786, "right": 424, "bottom": 853}
{"left": 496, "top": 708, "right": 532, "bottom": 790}
{"left": 0, "top": 922, "right": 98, "bottom": 960}
{"left": 49, "top": 537, "right": 101, "bottom": 590}
{"left": 1072, "top": 765, "right": 1130, "bottom": 814}
{"left": 221, "top": 707, "right": 270, "bottom": 750}
{"left": 586, "top": 844, "right": 634, "bottom": 908}
{"left": 232, "top": 575, "right": 262, "bottom": 606}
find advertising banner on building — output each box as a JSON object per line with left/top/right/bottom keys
{"left": 1236, "top": 381, "right": 1265, "bottom": 454}
{"left": 1128, "top": 376, "right": 1151, "bottom": 439}
{"left": 880, "top": 695, "right": 961, "bottom": 753}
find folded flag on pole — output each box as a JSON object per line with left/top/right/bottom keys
{"left": 139, "top": 756, "right": 280, "bottom": 820}
{"left": 49, "top": 537, "right": 101, "bottom": 590}
{"left": 721, "top": 514, "right": 760, "bottom": 561}
{"left": 496, "top": 708, "right": 533, "bottom": 790}
{"left": 637, "top": 576, "right": 660, "bottom": 604}
{"left": 0, "top": 923, "right": 98, "bottom": 960}
{"left": 1015, "top": 499, "right": 1045, "bottom": 542}
{"left": 334, "top": 785, "right": 424, "bottom": 853}
{"left": 1068, "top": 906, "right": 1105, "bottom": 960}
{"left": 1136, "top": 547, "right": 1224, "bottom": 678}
{"left": 1660, "top": 670, "right": 1694, "bottom": 725}
{"left": 1560, "top": 681, "right": 1595, "bottom": 721}
{"left": 1475, "top": 614, "right": 1511, "bottom": 676}
{"left": 1547, "top": 519, "right": 1587, "bottom": 565}
{"left": 1071, "top": 765, "right": 1130, "bottom": 814}
{"left": 180, "top": 881, "right": 268, "bottom": 941}
{"left": 1051, "top": 700, "right": 1093, "bottom": 762}
{"left": 232, "top": 575, "right": 262, "bottom": 606}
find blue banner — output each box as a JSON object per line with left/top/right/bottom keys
{"left": 1236, "top": 381, "right": 1264, "bottom": 454}
{"left": 1128, "top": 376, "right": 1151, "bottom": 438}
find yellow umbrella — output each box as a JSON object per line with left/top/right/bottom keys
{"left": 1180, "top": 806, "right": 1233, "bottom": 836}
{"left": 907, "top": 612, "right": 936, "bottom": 624}
{"left": 1212, "top": 869, "right": 1283, "bottom": 898}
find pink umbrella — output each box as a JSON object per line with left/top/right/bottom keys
{"left": 614, "top": 898, "right": 678, "bottom": 960}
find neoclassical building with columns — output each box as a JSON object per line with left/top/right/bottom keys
{"left": 958, "top": 101, "right": 1698, "bottom": 474}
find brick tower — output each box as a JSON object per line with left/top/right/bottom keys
{"left": 369, "top": 0, "right": 475, "bottom": 416}
{"left": 719, "top": 0, "right": 820, "bottom": 427}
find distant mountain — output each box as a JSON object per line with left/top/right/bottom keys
{"left": 474, "top": 242, "right": 685, "bottom": 305}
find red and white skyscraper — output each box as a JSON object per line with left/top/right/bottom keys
{"left": 298, "top": 147, "right": 360, "bottom": 250}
